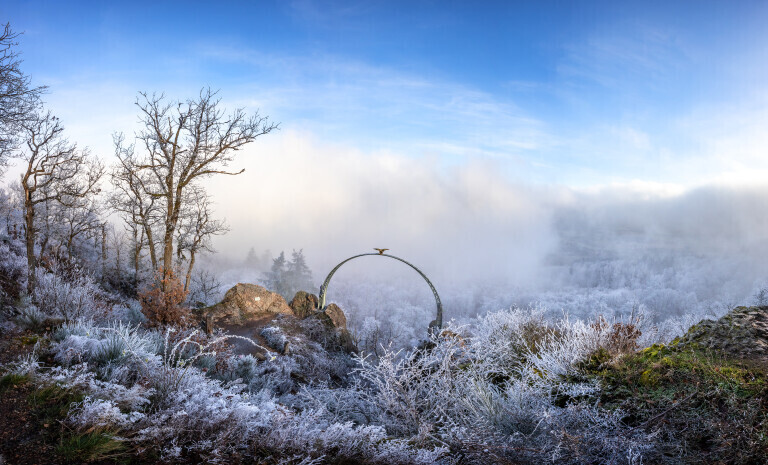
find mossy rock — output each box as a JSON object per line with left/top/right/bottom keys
{"left": 675, "top": 305, "right": 768, "bottom": 363}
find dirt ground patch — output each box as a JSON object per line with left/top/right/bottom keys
{"left": 0, "top": 381, "right": 60, "bottom": 465}
{"left": 0, "top": 326, "right": 58, "bottom": 465}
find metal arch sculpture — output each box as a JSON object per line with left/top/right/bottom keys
{"left": 318, "top": 253, "right": 443, "bottom": 329}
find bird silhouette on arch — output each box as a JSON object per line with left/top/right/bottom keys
{"left": 373, "top": 248, "right": 389, "bottom": 255}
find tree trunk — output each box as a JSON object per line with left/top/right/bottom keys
{"left": 184, "top": 251, "right": 196, "bottom": 293}
{"left": 134, "top": 244, "right": 141, "bottom": 279}
{"left": 24, "top": 196, "right": 36, "bottom": 294}
{"left": 132, "top": 227, "right": 142, "bottom": 279}
{"left": 115, "top": 241, "right": 121, "bottom": 272}
{"left": 143, "top": 224, "right": 157, "bottom": 271}
{"left": 66, "top": 235, "right": 74, "bottom": 259}
{"left": 161, "top": 187, "right": 182, "bottom": 288}
{"left": 162, "top": 226, "right": 174, "bottom": 277}
{"left": 101, "top": 224, "right": 107, "bottom": 275}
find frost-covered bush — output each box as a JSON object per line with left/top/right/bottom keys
{"left": 310, "top": 307, "right": 655, "bottom": 464}
{"left": 33, "top": 305, "right": 663, "bottom": 463}
{"left": 34, "top": 266, "right": 105, "bottom": 323}
{"left": 215, "top": 354, "right": 260, "bottom": 385}
{"left": 0, "top": 240, "right": 27, "bottom": 304}
{"left": 51, "top": 321, "right": 161, "bottom": 384}
{"left": 111, "top": 299, "right": 146, "bottom": 326}
{"left": 257, "top": 408, "right": 452, "bottom": 465}
{"left": 261, "top": 325, "right": 288, "bottom": 353}
{"left": 15, "top": 304, "right": 47, "bottom": 331}
{"left": 524, "top": 315, "right": 609, "bottom": 381}
{"left": 69, "top": 396, "right": 147, "bottom": 429}
{"left": 210, "top": 334, "right": 353, "bottom": 400}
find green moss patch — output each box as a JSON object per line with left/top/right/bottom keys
{"left": 588, "top": 343, "right": 768, "bottom": 463}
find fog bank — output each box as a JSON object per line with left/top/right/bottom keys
{"left": 197, "top": 131, "right": 768, "bottom": 345}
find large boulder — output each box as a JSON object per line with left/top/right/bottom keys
{"left": 196, "top": 284, "right": 357, "bottom": 354}
{"left": 676, "top": 305, "right": 768, "bottom": 362}
{"left": 320, "top": 303, "right": 347, "bottom": 329}
{"left": 289, "top": 291, "right": 319, "bottom": 319}
{"left": 312, "top": 303, "right": 356, "bottom": 353}
{"left": 199, "top": 283, "right": 292, "bottom": 331}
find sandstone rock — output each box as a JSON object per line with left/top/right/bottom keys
{"left": 200, "top": 283, "right": 292, "bottom": 331}
{"left": 322, "top": 303, "right": 347, "bottom": 329}
{"left": 304, "top": 302, "right": 356, "bottom": 353}
{"left": 198, "top": 286, "right": 357, "bottom": 355}
{"left": 676, "top": 305, "right": 768, "bottom": 362}
{"left": 289, "top": 291, "right": 319, "bottom": 319}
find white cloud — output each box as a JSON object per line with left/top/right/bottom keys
{"left": 199, "top": 47, "right": 551, "bottom": 162}
{"left": 203, "top": 129, "right": 556, "bottom": 284}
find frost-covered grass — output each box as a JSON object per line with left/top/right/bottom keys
{"left": 3, "top": 305, "right": 666, "bottom": 464}
{"left": 302, "top": 309, "right": 653, "bottom": 464}
{"left": 23, "top": 318, "right": 444, "bottom": 463}
{"left": 0, "top": 237, "right": 736, "bottom": 464}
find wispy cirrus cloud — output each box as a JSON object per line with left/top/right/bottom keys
{"left": 199, "top": 46, "right": 553, "bottom": 164}
{"left": 558, "top": 24, "right": 691, "bottom": 91}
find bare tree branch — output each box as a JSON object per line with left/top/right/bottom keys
{"left": 111, "top": 88, "right": 277, "bottom": 291}
{"left": 15, "top": 111, "right": 104, "bottom": 293}
{"left": 0, "top": 23, "right": 46, "bottom": 165}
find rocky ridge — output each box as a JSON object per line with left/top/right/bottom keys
{"left": 675, "top": 305, "right": 768, "bottom": 362}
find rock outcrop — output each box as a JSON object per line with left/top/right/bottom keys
{"left": 198, "top": 283, "right": 292, "bottom": 331}
{"left": 286, "top": 291, "right": 355, "bottom": 352}
{"left": 676, "top": 305, "right": 768, "bottom": 362}
{"left": 289, "top": 291, "right": 319, "bottom": 319}
{"left": 320, "top": 303, "right": 347, "bottom": 329}
{"left": 312, "top": 303, "right": 356, "bottom": 353}
{"left": 197, "top": 284, "right": 357, "bottom": 354}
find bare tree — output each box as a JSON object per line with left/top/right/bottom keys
{"left": 188, "top": 268, "right": 223, "bottom": 308}
{"left": 114, "top": 88, "right": 276, "bottom": 287}
{"left": 110, "top": 133, "right": 162, "bottom": 271}
{"left": 176, "top": 185, "right": 229, "bottom": 292}
{"left": 0, "top": 23, "right": 45, "bottom": 164}
{"left": 30, "top": 155, "right": 103, "bottom": 262}
{"left": 16, "top": 112, "right": 104, "bottom": 293}
{"left": 126, "top": 219, "right": 147, "bottom": 280}
{"left": 54, "top": 193, "right": 104, "bottom": 259}
{"left": 107, "top": 224, "right": 126, "bottom": 273}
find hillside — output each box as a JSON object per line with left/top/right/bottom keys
{"left": 1, "top": 244, "right": 767, "bottom": 465}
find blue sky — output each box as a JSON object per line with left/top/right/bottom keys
{"left": 5, "top": 1, "right": 768, "bottom": 185}
{"left": 3, "top": 1, "right": 768, "bottom": 268}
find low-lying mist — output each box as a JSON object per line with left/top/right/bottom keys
{"left": 199, "top": 132, "right": 768, "bottom": 349}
